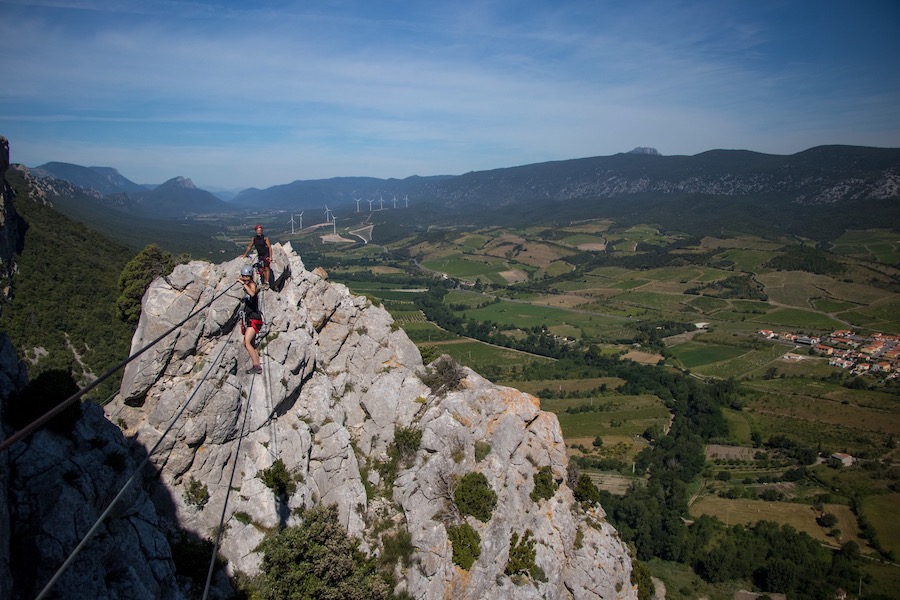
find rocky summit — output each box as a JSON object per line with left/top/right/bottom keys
{"left": 3, "top": 244, "right": 636, "bottom": 599}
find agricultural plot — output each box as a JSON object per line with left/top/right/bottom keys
{"left": 686, "top": 296, "right": 730, "bottom": 314}
{"left": 617, "top": 290, "right": 690, "bottom": 312}
{"left": 700, "top": 235, "right": 786, "bottom": 251}
{"left": 559, "top": 233, "right": 607, "bottom": 247}
{"left": 445, "top": 289, "right": 492, "bottom": 307}
{"left": 688, "top": 498, "right": 864, "bottom": 550}
{"left": 549, "top": 394, "right": 671, "bottom": 438}
{"left": 715, "top": 248, "right": 779, "bottom": 272}
{"left": 642, "top": 266, "right": 707, "bottom": 283}
{"left": 421, "top": 253, "right": 506, "bottom": 279}
{"left": 667, "top": 342, "right": 749, "bottom": 370}
{"left": 422, "top": 339, "right": 554, "bottom": 374}
{"left": 501, "top": 377, "right": 625, "bottom": 395}
{"left": 456, "top": 299, "right": 628, "bottom": 341}
{"left": 739, "top": 385, "right": 898, "bottom": 458}
{"left": 839, "top": 296, "right": 900, "bottom": 333}
{"left": 454, "top": 233, "right": 490, "bottom": 251}
{"left": 862, "top": 493, "right": 900, "bottom": 557}
{"left": 400, "top": 321, "right": 460, "bottom": 343}
{"left": 812, "top": 298, "right": 860, "bottom": 313}
{"left": 388, "top": 309, "right": 427, "bottom": 324}
{"left": 689, "top": 344, "right": 788, "bottom": 379}
{"left": 750, "top": 307, "right": 847, "bottom": 331}
{"left": 831, "top": 229, "right": 900, "bottom": 265}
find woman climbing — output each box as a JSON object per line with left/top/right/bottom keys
{"left": 238, "top": 265, "right": 264, "bottom": 374}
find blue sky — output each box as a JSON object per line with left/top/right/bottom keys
{"left": 1, "top": 0, "right": 899, "bottom": 190}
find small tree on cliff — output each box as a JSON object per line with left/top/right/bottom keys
{"left": 116, "top": 244, "right": 177, "bottom": 325}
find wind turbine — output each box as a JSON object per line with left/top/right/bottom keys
{"left": 367, "top": 198, "right": 374, "bottom": 212}
{"left": 404, "top": 195, "right": 409, "bottom": 208}
{"left": 289, "top": 214, "right": 296, "bottom": 234}
{"left": 354, "top": 197, "right": 361, "bottom": 212}
{"left": 392, "top": 195, "right": 398, "bottom": 209}
{"left": 297, "top": 211, "right": 304, "bottom": 229}
{"left": 378, "top": 195, "right": 385, "bottom": 210}
{"left": 324, "top": 205, "right": 333, "bottom": 222}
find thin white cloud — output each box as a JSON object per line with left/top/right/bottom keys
{"left": 1, "top": 0, "right": 898, "bottom": 188}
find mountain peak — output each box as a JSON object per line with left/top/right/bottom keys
{"left": 161, "top": 176, "right": 196, "bottom": 189}
{"left": 627, "top": 146, "right": 661, "bottom": 155}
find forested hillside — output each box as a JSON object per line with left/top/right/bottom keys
{"left": 0, "top": 169, "right": 136, "bottom": 400}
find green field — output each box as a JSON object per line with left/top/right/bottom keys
{"left": 750, "top": 307, "right": 847, "bottom": 331}
{"left": 546, "top": 394, "right": 671, "bottom": 438}
{"left": 667, "top": 342, "right": 749, "bottom": 369}
{"left": 831, "top": 229, "right": 900, "bottom": 264}
{"left": 862, "top": 493, "right": 900, "bottom": 557}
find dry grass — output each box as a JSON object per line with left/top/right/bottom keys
{"left": 622, "top": 350, "right": 664, "bottom": 365}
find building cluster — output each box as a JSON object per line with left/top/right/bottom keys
{"left": 757, "top": 329, "right": 900, "bottom": 379}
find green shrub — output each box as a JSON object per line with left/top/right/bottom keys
{"left": 573, "top": 474, "right": 601, "bottom": 506}
{"left": 380, "top": 528, "right": 415, "bottom": 569}
{"left": 447, "top": 522, "right": 481, "bottom": 570}
{"left": 420, "top": 355, "right": 466, "bottom": 395}
{"left": 254, "top": 504, "right": 392, "bottom": 599}
{"left": 233, "top": 511, "right": 252, "bottom": 525}
{"left": 419, "top": 345, "right": 440, "bottom": 365}
{"left": 183, "top": 476, "right": 210, "bottom": 509}
{"left": 258, "top": 459, "right": 297, "bottom": 498}
{"left": 393, "top": 426, "right": 422, "bottom": 464}
{"left": 530, "top": 465, "right": 558, "bottom": 502}
{"left": 505, "top": 530, "right": 546, "bottom": 582}
{"left": 454, "top": 472, "right": 497, "bottom": 523}
{"left": 375, "top": 426, "right": 423, "bottom": 492}
{"left": 474, "top": 441, "right": 492, "bottom": 462}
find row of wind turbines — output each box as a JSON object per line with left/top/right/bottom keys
{"left": 287, "top": 194, "right": 411, "bottom": 235}
{"left": 353, "top": 194, "right": 409, "bottom": 212}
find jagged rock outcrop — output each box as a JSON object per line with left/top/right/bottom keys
{"left": 0, "top": 136, "right": 24, "bottom": 297}
{"left": 105, "top": 244, "right": 637, "bottom": 599}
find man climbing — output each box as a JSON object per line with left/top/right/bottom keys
{"left": 242, "top": 224, "right": 273, "bottom": 288}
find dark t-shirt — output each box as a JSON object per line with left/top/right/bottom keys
{"left": 253, "top": 234, "right": 270, "bottom": 258}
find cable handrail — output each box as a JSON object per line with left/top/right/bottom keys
{"left": 202, "top": 366, "right": 256, "bottom": 599}
{"left": 34, "top": 321, "right": 238, "bottom": 599}
{"left": 0, "top": 281, "right": 238, "bottom": 453}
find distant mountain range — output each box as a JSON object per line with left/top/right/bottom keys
{"left": 31, "top": 162, "right": 231, "bottom": 218}
{"left": 31, "top": 162, "right": 148, "bottom": 195}
{"left": 26, "top": 145, "right": 900, "bottom": 240}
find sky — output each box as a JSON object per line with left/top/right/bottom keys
{"left": 1, "top": 0, "right": 899, "bottom": 190}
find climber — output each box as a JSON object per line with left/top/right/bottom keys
{"left": 238, "top": 265, "right": 264, "bottom": 374}
{"left": 241, "top": 224, "right": 273, "bottom": 288}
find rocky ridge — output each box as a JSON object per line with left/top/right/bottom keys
{"left": 104, "top": 244, "right": 637, "bottom": 599}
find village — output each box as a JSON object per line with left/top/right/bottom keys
{"left": 758, "top": 329, "right": 900, "bottom": 379}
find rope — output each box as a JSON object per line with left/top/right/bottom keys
{"left": 0, "top": 281, "right": 238, "bottom": 453}
{"left": 34, "top": 328, "right": 237, "bottom": 600}
{"left": 202, "top": 370, "right": 255, "bottom": 599}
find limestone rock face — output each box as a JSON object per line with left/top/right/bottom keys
{"left": 105, "top": 243, "right": 637, "bottom": 599}
{"left": 0, "top": 136, "right": 24, "bottom": 294}
{"left": 2, "top": 402, "right": 183, "bottom": 599}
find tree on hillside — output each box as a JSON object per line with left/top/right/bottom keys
{"left": 116, "top": 244, "right": 177, "bottom": 325}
